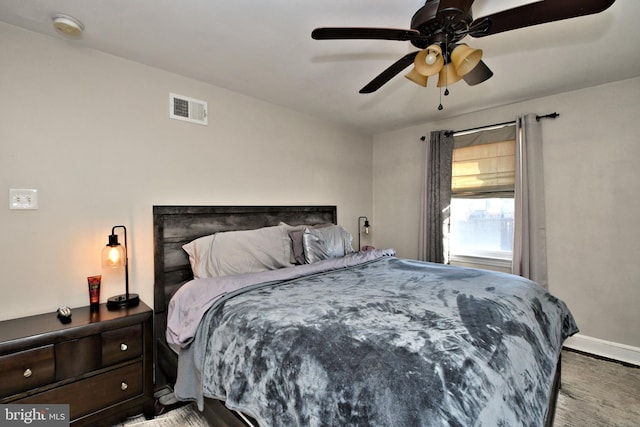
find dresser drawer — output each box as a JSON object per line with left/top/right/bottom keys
{"left": 17, "top": 361, "right": 143, "bottom": 420}
{"left": 56, "top": 335, "right": 101, "bottom": 381}
{"left": 0, "top": 345, "right": 55, "bottom": 398}
{"left": 102, "top": 324, "right": 142, "bottom": 367}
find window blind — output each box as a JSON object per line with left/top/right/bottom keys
{"left": 451, "top": 139, "right": 515, "bottom": 197}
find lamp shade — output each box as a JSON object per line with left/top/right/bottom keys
{"left": 414, "top": 44, "right": 444, "bottom": 77}
{"left": 405, "top": 67, "right": 428, "bottom": 87}
{"left": 451, "top": 44, "right": 483, "bottom": 77}
{"left": 102, "top": 234, "right": 125, "bottom": 268}
{"left": 102, "top": 245, "right": 125, "bottom": 268}
{"left": 437, "top": 62, "right": 463, "bottom": 87}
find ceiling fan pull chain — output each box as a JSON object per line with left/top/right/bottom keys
{"left": 444, "top": 34, "right": 450, "bottom": 97}
{"left": 438, "top": 33, "right": 447, "bottom": 111}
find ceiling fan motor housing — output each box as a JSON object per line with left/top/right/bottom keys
{"left": 410, "top": 0, "right": 473, "bottom": 50}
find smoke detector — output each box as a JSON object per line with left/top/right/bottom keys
{"left": 52, "top": 14, "right": 84, "bottom": 38}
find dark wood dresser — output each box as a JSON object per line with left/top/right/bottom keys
{"left": 0, "top": 302, "right": 154, "bottom": 426}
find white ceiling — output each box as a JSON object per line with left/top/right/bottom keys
{"left": 1, "top": 0, "right": 638, "bottom": 135}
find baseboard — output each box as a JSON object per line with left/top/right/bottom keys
{"left": 564, "top": 334, "right": 640, "bottom": 366}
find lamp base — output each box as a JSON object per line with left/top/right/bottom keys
{"left": 106, "top": 293, "right": 140, "bottom": 310}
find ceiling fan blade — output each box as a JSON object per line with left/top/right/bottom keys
{"left": 312, "top": 27, "right": 421, "bottom": 41}
{"left": 462, "top": 60, "right": 493, "bottom": 85}
{"left": 359, "top": 51, "right": 419, "bottom": 94}
{"left": 469, "top": 0, "right": 616, "bottom": 37}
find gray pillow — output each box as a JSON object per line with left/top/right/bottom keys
{"left": 183, "top": 225, "right": 293, "bottom": 278}
{"left": 302, "top": 225, "right": 354, "bottom": 264}
{"left": 281, "top": 222, "right": 333, "bottom": 264}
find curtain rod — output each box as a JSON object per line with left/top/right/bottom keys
{"left": 419, "top": 112, "right": 560, "bottom": 140}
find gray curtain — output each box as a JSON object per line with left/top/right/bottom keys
{"left": 512, "top": 114, "right": 548, "bottom": 288}
{"left": 419, "top": 130, "right": 454, "bottom": 263}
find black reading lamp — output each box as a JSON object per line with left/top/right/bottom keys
{"left": 102, "top": 225, "right": 139, "bottom": 310}
{"left": 358, "top": 216, "right": 371, "bottom": 252}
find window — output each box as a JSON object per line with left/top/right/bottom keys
{"left": 450, "top": 198, "right": 514, "bottom": 260}
{"left": 449, "top": 138, "right": 515, "bottom": 263}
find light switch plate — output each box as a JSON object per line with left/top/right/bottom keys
{"left": 9, "top": 189, "right": 38, "bottom": 210}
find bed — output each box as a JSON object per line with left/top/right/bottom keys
{"left": 153, "top": 205, "right": 577, "bottom": 427}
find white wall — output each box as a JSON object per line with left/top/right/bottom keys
{"left": 0, "top": 23, "right": 372, "bottom": 320}
{"left": 3, "top": 20, "right": 638, "bottom": 356}
{"left": 373, "top": 77, "right": 640, "bottom": 349}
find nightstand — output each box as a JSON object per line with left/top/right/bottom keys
{"left": 0, "top": 302, "right": 154, "bottom": 426}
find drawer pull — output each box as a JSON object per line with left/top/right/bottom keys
{"left": 23, "top": 368, "right": 33, "bottom": 378}
{"left": 120, "top": 382, "right": 128, "bottom": 391}
{"left": 120, "top": 343, "right": 128, "bottom": 351}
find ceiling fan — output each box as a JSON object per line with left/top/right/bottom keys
{"left": 312, "top": 0, "right": 616, "bottom": 100}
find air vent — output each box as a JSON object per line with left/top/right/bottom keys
{"left": 169, "top": 93, "right": 208, "bottom": 125}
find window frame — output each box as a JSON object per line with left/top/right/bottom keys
{"left": 448, "top": 253, "right": 513, "bottom": 269}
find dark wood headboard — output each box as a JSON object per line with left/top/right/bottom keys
{"left": 152, "top": 205, "right": 337, "bottom": 386}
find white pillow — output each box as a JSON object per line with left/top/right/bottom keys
{"left": 302, "top": 225, "right": 354, "bottom": 264}
{"left": 182, "top": 225, "right": 293, "bottom": 278}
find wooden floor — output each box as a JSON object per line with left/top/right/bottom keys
{"left": 116, "top": 350, "right": 640, "bottom": 426}
{"left": 554, "top": 350, "right": 640, "bottom": 426}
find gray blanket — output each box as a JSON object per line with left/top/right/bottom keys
{"left": 174, "top": 255, "right": 577, "bottom": 426}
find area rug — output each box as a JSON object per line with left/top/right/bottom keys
{"left": 114, "top": 403, "right": 207, "bottom": 426}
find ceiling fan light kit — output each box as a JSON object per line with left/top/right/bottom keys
{"left": 408, "top": 42, "right": 480, "bottom": 90}
{"left": 437, "top": 62, "right": 462, "bottom": 87}
{"left": 405, "top": 68, "right": 429, "bottom": 87}
{"left": 311, "top": 0, "right": 617, "bottom": 109}
{"left": 414, "top": 44, "right": 443, "bottom": 76}
{"left": 451, "top": 44, "right": 483, "bottom": 76}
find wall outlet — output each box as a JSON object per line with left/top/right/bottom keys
{"left": 9, "top": 189, "right": 38, "bottom": 210}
